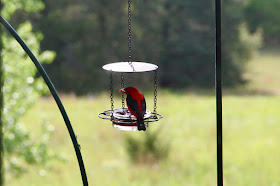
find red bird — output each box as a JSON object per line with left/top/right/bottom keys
{"left": 119, "top": 87, "right": 146, "bottom": 131}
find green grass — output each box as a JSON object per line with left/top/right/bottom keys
{"left": 5, "top": 51, "right": 280, "bottom": 185}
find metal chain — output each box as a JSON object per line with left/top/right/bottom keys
{"left": 110, "top": 71, "right": 114, "bottom": 119}
{"left": 121, "top": 72, "right": 125, "bottom": 110}
{"left": 153, "top": 69, "right": 158, "bottom": 115}
{"left": 128, "top": 0, "right": 136, "bottom": 72}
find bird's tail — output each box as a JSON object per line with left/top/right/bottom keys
{"left": 137, "top": 119, "right": 146, "bottom": 131}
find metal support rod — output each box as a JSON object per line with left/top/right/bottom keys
{"left": 215, "top": 0, "right": 223, "bottom": 185}
{"left": 0, "top": 16, "right": 88, "bottom": 186}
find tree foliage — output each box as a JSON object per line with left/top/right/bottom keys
{"left": 31, "top": 0, "right": 261, "bottom": 94}
{"left": 2, "top": 0, "right": 55, "bottom": 177}
{"left": 221, "top": 0, "right": 263, "bottom": 85}
{"left": 245, "top": 0, "right": 280, "bottom": 46}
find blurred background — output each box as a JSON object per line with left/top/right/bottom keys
{"left": 1, "top": 0, "right": 280, "bottom": 185}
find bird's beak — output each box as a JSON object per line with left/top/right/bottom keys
{"left": 119, "top": 88, "right": 125, "bottom": 93}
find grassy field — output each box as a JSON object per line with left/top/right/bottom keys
{"left": 243, "top": 50, "right": 280, "bottom": 95}
{"left": 5, "top": 51, "right": 280, "bottom": 186}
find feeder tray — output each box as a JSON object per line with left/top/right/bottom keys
{"left": 98, "top": 108, "right": 163, "bottom": 131}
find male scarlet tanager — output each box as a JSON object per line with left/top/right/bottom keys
{"left": 119, "top": 87, "right": 146, "bottom": 131}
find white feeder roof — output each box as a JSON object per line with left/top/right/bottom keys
{"left": 102, "top": 62, "right": 158, "bottom": 72}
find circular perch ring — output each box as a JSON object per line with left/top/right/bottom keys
{"left": 98, "top": 108, "right": 163, "bottom": 131}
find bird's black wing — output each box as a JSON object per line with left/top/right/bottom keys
{"left": 141, "top": 95, "right": 146, "bottom": 117}
{"left": 126, "top": 94, "right": 142, "bottom": 118}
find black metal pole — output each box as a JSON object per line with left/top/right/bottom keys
{"left": 215, "top": 0, "right": 223, "bottom": 185}
{"left": 0, "top": 16, "right": 88, "bottom": 186}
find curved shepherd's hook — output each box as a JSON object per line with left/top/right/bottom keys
{"left": 0, "top": 16, "right": 88, "bottom": 185}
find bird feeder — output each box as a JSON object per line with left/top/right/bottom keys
{"left": 98, "top": 0, "right": 163, "bottom": 131}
